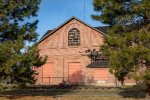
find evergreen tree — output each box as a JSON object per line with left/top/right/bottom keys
{"left": 92, "top": 0, "right": 150, "bottom": 86}
{"left": 0, "top": 0, "right": 46, "bottom": 86}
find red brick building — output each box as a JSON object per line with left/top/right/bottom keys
{"left": 36, "top": 17, "right": 121, "bottom": 85}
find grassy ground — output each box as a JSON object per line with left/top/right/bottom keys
{"left": 0, "top": 96, "right": 146, "bottom": 100}
{"left": 0, "top": 85, "right": 148, "bottom": 100}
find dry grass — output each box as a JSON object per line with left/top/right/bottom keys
{"left": 0, "top": 85, "right": 147, "bottom": 100}
{"left": 0, "top": 95, "right": 146, "bottom": 100}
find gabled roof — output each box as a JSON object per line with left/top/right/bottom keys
{"left": 86, "top": 60, "right": 109, "bottom": 68}
{"left": 94, "top": 26, "right": 109, "bottom": 34}
{"left": 39, "top": 16, "right": 109, "bottom": 43}
{"left": 41, "top": 30, "right": 53, "bottom": 40}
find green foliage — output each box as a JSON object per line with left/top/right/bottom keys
{"left": 0, "top": 83, "right": 6, "bottom": 91}
{"left": 92, "top": 0, "right": 150, "bottom": 84}
{"left": 0, "top": 0, "right": 47, "bottom": 86}
{"left": 143, "top": 70, "right": 150, "bottom": 80}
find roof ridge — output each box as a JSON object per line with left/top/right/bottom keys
{"left": 38, "top": 17, "right": 108, "bottom": 43}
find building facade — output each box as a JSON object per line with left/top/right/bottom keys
{"left": 36, "top": 17, "right": 133, "bottom": 86}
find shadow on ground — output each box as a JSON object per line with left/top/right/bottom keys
{"left": 0, "top": 85, "right": 80, "bottom": 99}
{"left": 118, "top": 83, "right": 147, "bottom": 99}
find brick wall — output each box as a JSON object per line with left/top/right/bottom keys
{"left": 36, "top": 18, "right": 134, "bottom": 86}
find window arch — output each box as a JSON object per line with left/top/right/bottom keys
{"left": 68, "top": 28, "right": 80, "bottom": 46}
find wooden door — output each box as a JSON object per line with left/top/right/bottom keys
{"left": 68, "top": 62, "right": 81, "bottom": 84}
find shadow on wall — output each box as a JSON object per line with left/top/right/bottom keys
{"left": 68, "top": 70, "right": 95, "bottom": 85}
{"left": 67, "top": 71, "right": 94, "bottom": 85}
{"left": 87, "top": 76, "right": 94, "bottom": 85}
{"left": 68, "top": 70, "right": 86, "bottom": 85}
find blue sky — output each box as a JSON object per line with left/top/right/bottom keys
{"left": 36, "top": 0, "right": 104, "bottom": 40}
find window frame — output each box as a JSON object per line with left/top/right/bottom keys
{"left": 68, "top": 28, "right": 80, "bottom": 47}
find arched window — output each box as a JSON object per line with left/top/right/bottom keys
{"left": 68, "top": 28, "right": 80, "bottom": 46}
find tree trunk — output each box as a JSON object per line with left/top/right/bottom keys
{"left": 115, "top": 77, "right": 118, "bottom": 87}
{"left": 121, "top": 79, "right": 124, "bottom": 86}
{"left": 146, "top": 82, "right": 150, "bottom": 99}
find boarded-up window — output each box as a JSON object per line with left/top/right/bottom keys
{"left": 42, "top": 63, "right": 54, "bottom": 83}
{"left": 68, "top": 28, "right": 80, "bottom": 46}
{"left": 93, "top": 68, "right": 109, "bottom": 81}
